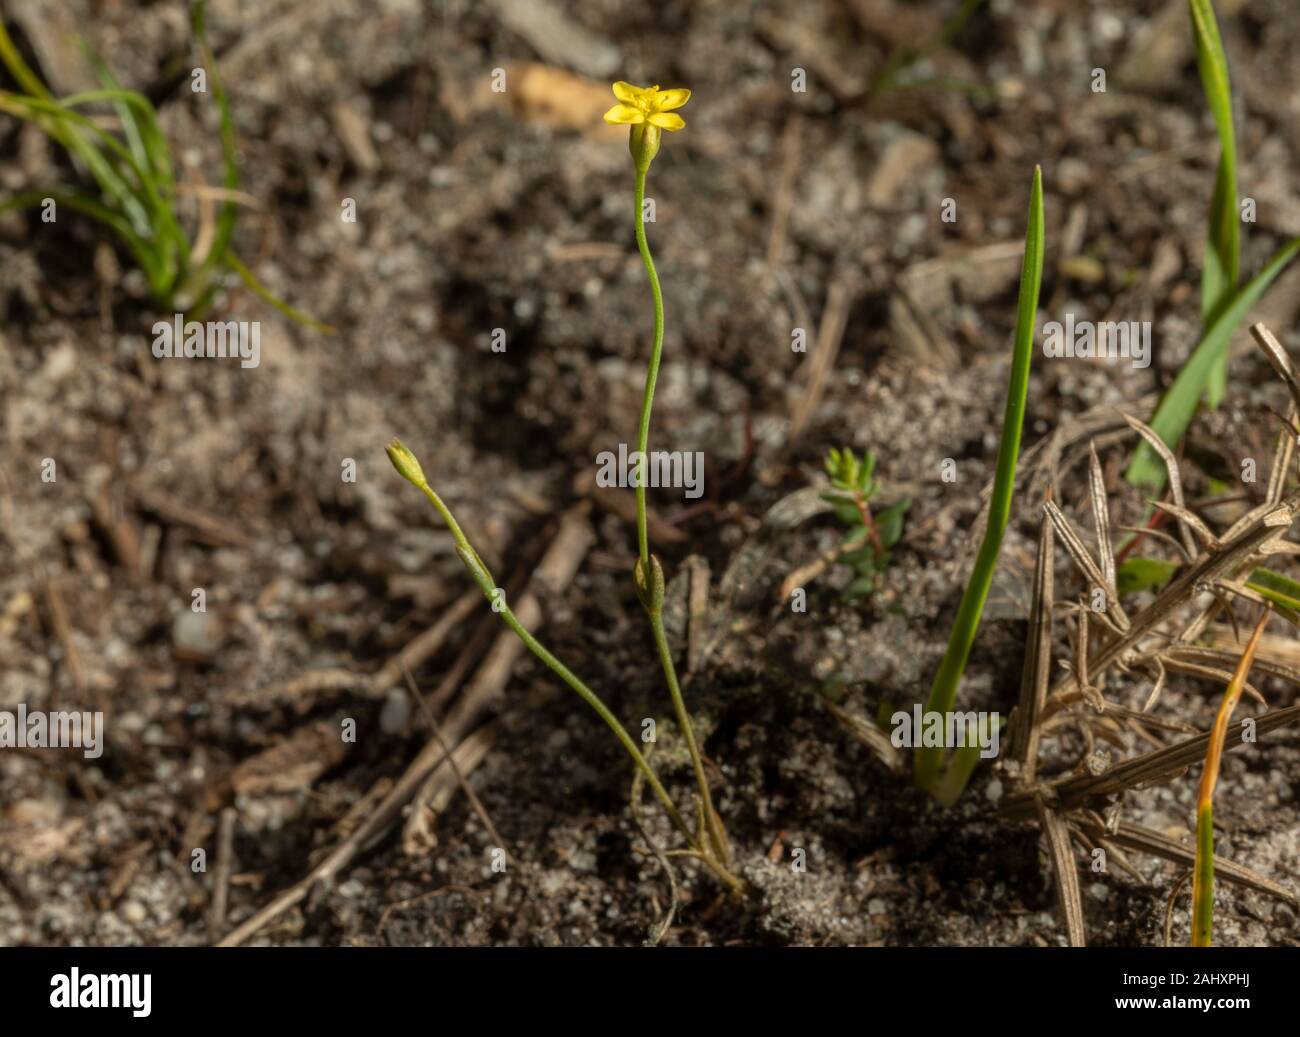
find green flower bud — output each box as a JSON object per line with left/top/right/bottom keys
{"left": 386, "top": 438, "right": 426, "bottom": 487}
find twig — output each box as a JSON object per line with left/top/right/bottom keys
{"left": 779, "top": 526, "right": 870, "bottom": 602}
{"left": 1098, "top": 819, "right": 1297, "bottom": 907}
{"left": 765, "top": 115, "right": 803, "bottom": 270}
{"left": 43, "top": 577, "right": 87, "bottom": 701}
{"left": 208, "top": 807, "right": 236, "bottom": 941}
{"left": 1002, "top": 704, "right": 1300, "bottom": 820}
{"left": 1038, "top": 801, "right": 1086, "bottom": 946}
{"left": 789, "top": 275, "right": 853, "bottom": 442}
{"left": 244, "top": 590, "right": 478, "bottom": 706}
{"left": 1012, "top": 501, "right": 1053, "bottom": 777}
{"left": 399, "top": 660, "right": 510, "bottom": 860}
{"left": 1163, "top": 870, "right": 1193, "bottom": 947}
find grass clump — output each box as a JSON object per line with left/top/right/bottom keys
{"left": 0, "top": 1, "right": 328, "bottom": 330}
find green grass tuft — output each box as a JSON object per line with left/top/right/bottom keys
{"left": 0, "top": 2, "right": 330, "bottom": 330}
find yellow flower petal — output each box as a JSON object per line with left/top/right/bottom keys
{"left": 604, "top": 104, "right": 645, "bottom": 125}
{"left": 648, "top": 111, "right": 685, "bottom": 130}
{"left": 612, "top": 81, "right": 643, "bottom": 104}
{"left": 654, "top": 88, "right": 691, "bottom": 112}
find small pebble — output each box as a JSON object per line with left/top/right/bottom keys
{"left": 120, "top": 900, "right": 147, "bottom": 925}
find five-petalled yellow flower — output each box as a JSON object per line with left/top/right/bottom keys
{"left": 604, "top": 81, "right": 690, "bottom": 172}
{"left": 603, "top": 82, "right": 691, "bottom": 131}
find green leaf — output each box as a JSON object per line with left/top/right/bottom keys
{"left": 1189, "top": 0, "right": 1239, "bottom": 405}
{"left": 1245, "top": 567, "right": 1300, "bottom": 626}
{"left": 1116, "top": 556, "right": 1180, "bottom": 595}
{"left": 823, "top": 494, "right": 863, "bottom": 527}
{"left": 859, "top": 451, "right": 877, "bottom": 494}
{"left": 876, "top": 499, "right": 910, "bottom": 548}
{"left": 1125, "top": 234, "right": 1300, "bottom": 490}
{"left": 190, "top": 0, "right": 240, "bottom": 284}
{"left": 0, "top": 187, "right": 169, "bottom": 295}
{"left": 0, "top": 91, "right": 154, "bottom": 232}
{"left": 932, "top": 714, "right": 1004, "bottom": 807}
{"left": 840, "top": 545, "right": 880, "bottom": 568}
{"left": 824, "top": 449, "right": 841, "bottom": 480}
{"left": 915, "top": 165, "right": 1044, "bottom": 797}
{"left": 842, "top": 576, "right": 878, "bottom": 600}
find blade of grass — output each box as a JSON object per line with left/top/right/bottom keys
{"left": 62, "top": 85, "right": 186, "bottom": 282}
{"left": 1192, "top": 610, "right": 1268, "bottom": 946}
{"left": 1, "top": 8, "right": 324, "bottom": 328}
{"left": 0, "top": 91, "right": 154, "bottom": 234}
{"left": 0, "top": 21, "right": 117, "bottom": 200}
{"left": 0, "top": 18, "right": 51, "bottom": 98}
{"left": 0, "top": 187, "right": 168, "bottom": 293}
{"left": 1125, "top": 234, "right": 1300, "bottom": 490}
{"left": 914, "top": 165, "right": 1044, "bottom": 793}
{"left": 1243, "top": 567, "right": 1300, "bottom": 625}
{"left": 1189, "top": 0, "right": 1239, "bottom": 405}
{"left": 1088, "top": 441, "right": 1117, "bottom": 595}
{"left": 80, "top": 49, "right": 177, "bottom": 186}
{"left": 188, "top": 0, "right": 238, "bottom": 289}
{"left": 226, "top": 252, "right": 336, "bottom": 334}
{"left": 931, "top": 714, "right": 1001, "bottom": 806}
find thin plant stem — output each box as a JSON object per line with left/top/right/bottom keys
{"left": 633, "top": 164, "right": 663, "bottom": 569}
{"left": 386, "top": 442, "right": 751, "bottom": 893}
{"left": 404, "top": 463, "right": 687, "bottom": 835}
{"left": 649, "top": 608, "right": 730, "bottom": 865}
{"left": 1192, "top": 610, "right": 1268, "bottom": 946}
{"left": 630, "top": 164, "right": 732, "bottom": 870}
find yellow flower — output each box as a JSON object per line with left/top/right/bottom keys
{"left": 603, "top": 81, "right": 690, "bottom": 131}
{"left": 604, "top": 81, "right": 690, "bottom": 172}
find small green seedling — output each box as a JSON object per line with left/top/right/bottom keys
{"left": 822, "top": 447, "right": 909, "bottom": 599}
{"left": 0, "top": 2, "right": 328, "bottom": 329}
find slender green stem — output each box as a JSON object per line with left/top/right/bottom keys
{"left": 1192, "top": 801, "right": 1215, "bottom": 946}
{"left": 389, "top": 441, "right": 748, "bottom": 892}
{"left": 649, "top": 609, "right": 730, "bottom": 865}
{"left": 633, "top": 165, "right": 664, "bottom": 569}
{"left": 402, "top": 469, "right": 693, "bottom": 843}
{"left": 629, "top": 164, "right": 736, "bottom": 877}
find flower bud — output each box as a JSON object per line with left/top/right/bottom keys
{"left": 386, "top": 438, "right": 426, "bottom": 487}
